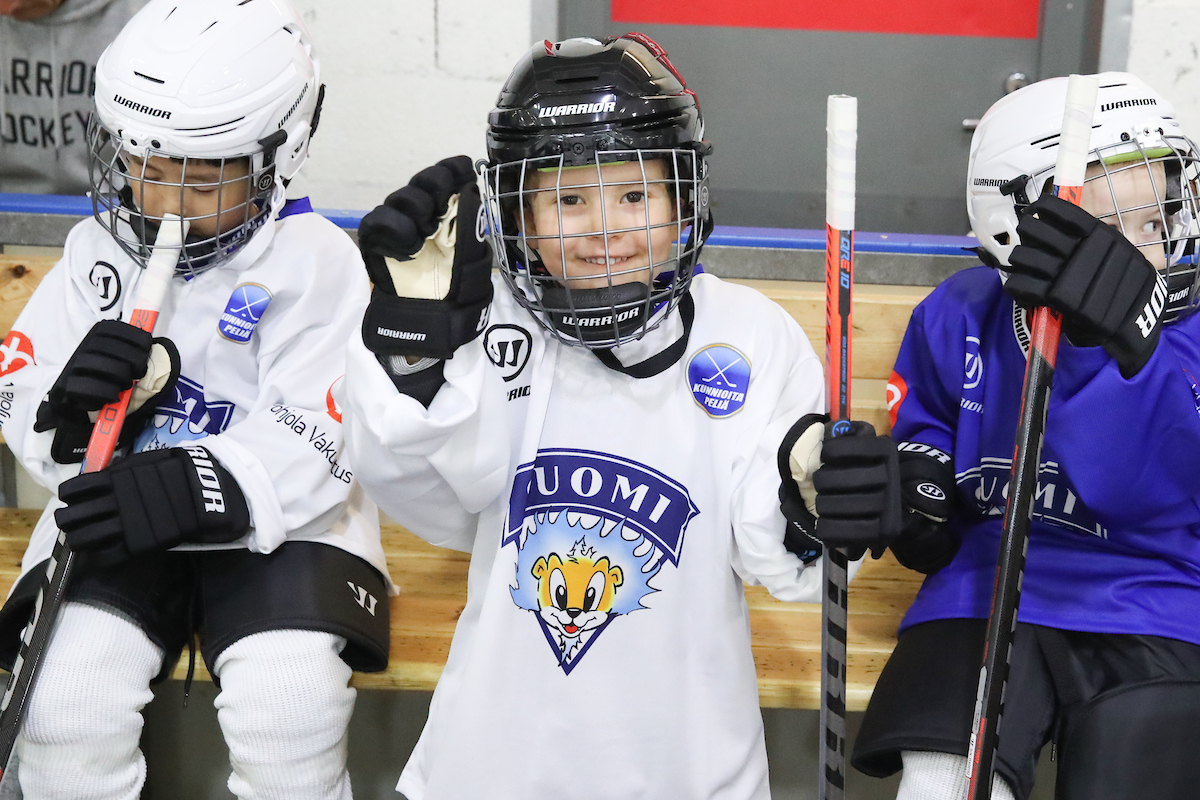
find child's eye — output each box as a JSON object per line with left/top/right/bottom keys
{"left": 558, "top": 194, "right": 583, "bottom": 206}
{"left": 1140, "top": 217, "right": 1164, "bottom": 237}
{"left": 622, "top": 190, "right": 646, "bottom": 204}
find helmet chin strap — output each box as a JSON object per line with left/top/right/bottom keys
{"left": 542, "top": 281, "right": 655, "bottom": 345}
{"left": 592, "top": 293, "right": 694, "bottom": 379}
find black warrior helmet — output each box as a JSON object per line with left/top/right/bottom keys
{"left": 480, "top": 34, "right": 713, "bottom": 351}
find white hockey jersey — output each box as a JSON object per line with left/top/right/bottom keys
{"left": 342, "top": 273, "right": 841, "bottom": 800}
{"left": 0, "top": 203, "right": 390, "bottom": 588}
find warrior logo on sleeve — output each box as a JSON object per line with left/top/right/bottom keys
{"left": 505, "top": 449, "right": 699, "bottom": 673}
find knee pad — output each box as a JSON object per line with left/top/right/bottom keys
{"left": 17, "top": 602, "right": 162, "bottom": 800}
{"left": 896, "top": 751, "right": 1016, "bottom": 800}
{"left": 1057, "top": 680, "right": 1200, "bottom": 800}
{"left": 213, "top": 629, "right": 355, "bottom": 800}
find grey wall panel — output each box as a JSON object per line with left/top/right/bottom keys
{"left": 560, "top": 0, "right": 1104, "bottom": 235}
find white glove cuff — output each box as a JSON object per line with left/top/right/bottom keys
{"left": 789, "top": 420, "right": 824, "bottom": 517}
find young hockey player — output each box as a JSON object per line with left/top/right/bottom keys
{"left": 801, "top": 73, "right": 1200, "bottom": 800}
{"left": 0, "top": 1, "right": 390, "bottom": 797}
{"left": 340, "top": 34, "right": 898, "bottom": 799}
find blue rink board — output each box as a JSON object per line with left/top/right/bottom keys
{"left": 0, "top": 193, "right": 978, "bottom": 256}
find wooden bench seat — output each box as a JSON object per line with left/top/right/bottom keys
{"left": 0, "top": 254, "right": 936, "bottom": 710}
{"left": 0, "top": 508, "right": 922, "bottom": 710}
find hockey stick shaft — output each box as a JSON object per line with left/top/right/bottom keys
{"left": 821, "top": 94, "right": 856, "bottom": 800}
{"left": 965, "top": 74, "right": 1098, "bottom": 800}
{"left": 0, "top": 215, "right": 188, "bottom": 776}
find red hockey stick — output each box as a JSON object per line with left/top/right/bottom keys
{"left": 0, "top": 214, "right": 189, "bottom": 777}
{"left": 965, "top": 74, "right": 1098, "bottom": 800}
{"left": 821, "top": 93, "right": 856, "bottom": 800}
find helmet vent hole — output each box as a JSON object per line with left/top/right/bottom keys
{"left": 994, "top": 232, "right": 1010, "bottom": 246}
{"left": 553, "top": 68, "right": 603, "bottom": 84}
{"left": 151, "top": 140, "right": 161, "bottom": 149}
{"left": 133, "top": 71, "right": 165, "bottom": 85}
{"left": 1121, "top": 132, "right": 1131, "bottom": 142}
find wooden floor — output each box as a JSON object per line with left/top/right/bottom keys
{"left": 0, "top": 509, "right": 922, "bottom": 711}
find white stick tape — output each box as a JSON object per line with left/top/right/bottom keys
{"left": 1055, "top": 74, "right": 1099, "bottom": 189}
{"left": 135, "top": 213, "right": 189, "bottom": 314}
{"left": 826, "top": 95, "right": 858, "bottom": 231}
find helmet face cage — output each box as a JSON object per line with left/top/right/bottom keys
{"left": 482, "top": 147, "right": 706, "bottom": 349}
{"left": 1016, "top": 131, "right": 1200, "bottom": 323}
{"left": 87, "top": 116, "right": 276, "bottom": 277}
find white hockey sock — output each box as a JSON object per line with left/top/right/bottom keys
{"left": 16, "top": 602, "right": 162, "bottom": 800}
{"left": 896, "top": 751, "right": 1017, "bottom": 800}
{"left": 213, "top": 629, "right": 356, "bottom": 800}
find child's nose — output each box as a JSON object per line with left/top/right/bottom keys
{"left": 135, "top": 181, "right": 181, "bottom": 220}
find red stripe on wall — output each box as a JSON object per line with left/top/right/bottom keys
{"left": 610, "top": 0, "right": 1040, "bottom": 39}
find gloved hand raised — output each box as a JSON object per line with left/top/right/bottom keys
{"left": 55, "top": 445, "right": 250, "bottom": 567}
{"left": 358, "top": 155, "right": 494, "bottom": 359}
{"left": 778, "top": 414, "right": 903, "bottom": 562}
{"left": 1006, "top": 194, "right": 1168, "bottom": 377}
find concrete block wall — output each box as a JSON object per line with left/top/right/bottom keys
{"left": 287, "top": 0, "right": 1200, "bottom": 217}
{"left": 289, "top": 0, "right": 549, "bottom": 210}
{"left": 1128, "top": 0, "right": 1200, "bottom": 137}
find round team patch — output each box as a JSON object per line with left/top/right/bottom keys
{"left": 218, "top": 283, "right": 273, "bottom": 344}
{"left": 687, "top": 344, "right": 751, "bottom": 418}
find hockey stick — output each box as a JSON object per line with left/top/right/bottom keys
{"left": 0, "top": 214, "right": 189, "bottom": 777}
{"left": 964, "top": 74, "right": 1098, "bottom": 800}
{"left": 820, "top": 93, "right": 856, "bottom": 800}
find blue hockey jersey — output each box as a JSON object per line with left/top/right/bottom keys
{"left": 890, "top": 266, "right": 1200, "bottom": 646}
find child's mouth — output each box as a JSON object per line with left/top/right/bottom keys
{"left": 583, "top": 256, "right": 631, "bottom": 268}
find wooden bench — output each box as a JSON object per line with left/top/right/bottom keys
{"left": 0, "top": 254, "right": 933, "bottom": 711}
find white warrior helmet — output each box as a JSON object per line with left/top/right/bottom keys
{"left": 88, "top": 0, "right": 323, "bottom": 275}
{"left": 968, "top": 72, "right": 1200, "bottom": 321}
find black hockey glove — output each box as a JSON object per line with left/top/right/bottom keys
{"left": 778, "top": 414, "right": 903, "bottom": 562}
{"left": 890, "top": 442, "right": 961, "bottom": 574}
{"left": 1006, "top": 195, "right": 1168, "bottom": 378}
{"left": 34, "top": 331, "right": 180, "bottom": 464}
{"left": 358, "top": 155, "right": 494, "bottom": 359}
{"left": 55, "top": 445, "right": 250, "bottom": 567}
{"left": 45, "top": 320, "right": 152, "bottom": 412}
